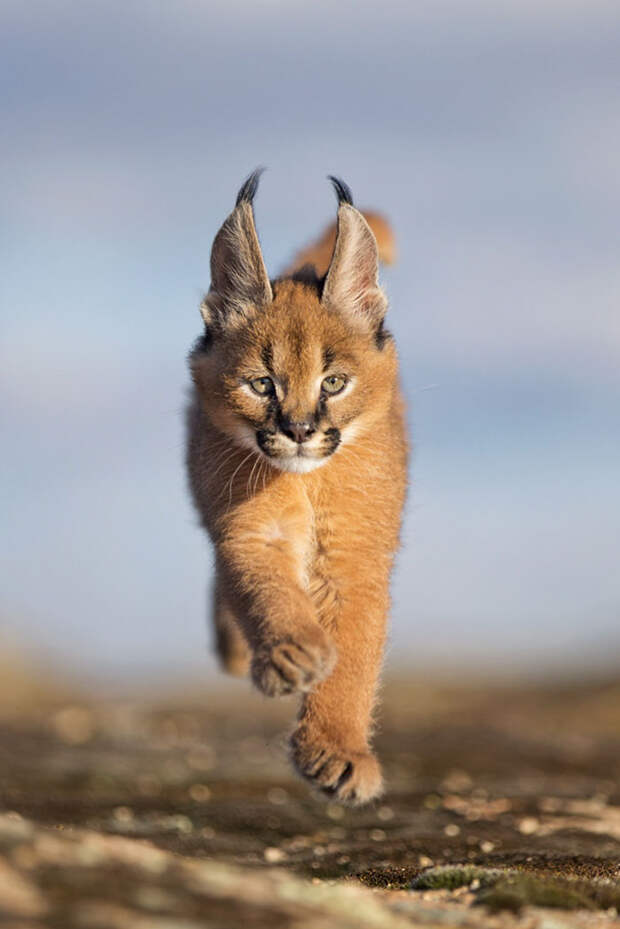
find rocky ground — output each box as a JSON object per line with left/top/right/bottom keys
{"left": 1, "top": 665, "right": 620, "bottom": 928}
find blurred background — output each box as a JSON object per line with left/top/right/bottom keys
{"left": 2, "top": 0, "right": 619, "bottom": 685}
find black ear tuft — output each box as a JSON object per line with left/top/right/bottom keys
{"left": 327, "top": 175, "right": 354, "bottom": 206}
{"left": 235, "top": 167, "right": 266, "bottom": 207}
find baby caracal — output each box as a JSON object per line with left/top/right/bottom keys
{"left": 187, "top": 171, "right": 408, "bottom": 805}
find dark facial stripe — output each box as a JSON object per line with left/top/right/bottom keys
{"left": 261, "top": 343, "right": 274, "bottom": 374}
{"left": 322, "top": 346, "right": 335, "bottom": 371}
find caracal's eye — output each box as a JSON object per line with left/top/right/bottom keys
{"left": 321, "top": 374, "right": 347, "bottom": 396}
{"left": 249, "top": 376, "right": 275, "bottom": 396}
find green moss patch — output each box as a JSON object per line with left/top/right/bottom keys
{"left": 411, "top": 865, "right": 513, "bottom": 891}
{"left": 411, "top": 865, "right": 620, "bottom": 914}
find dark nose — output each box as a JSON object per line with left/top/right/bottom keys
{"left": 281, "top": 419, "right": 316, "bottom": 444}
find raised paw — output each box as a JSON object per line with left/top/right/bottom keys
{"left": 251, "top": 628, "right": 336, "bottom": 697}
{"left": 290, "top": 729, "right": 384, "bottom": 806}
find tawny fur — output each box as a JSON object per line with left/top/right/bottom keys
{"left": 187, "top": 175, "right": 408, "bottom": 805}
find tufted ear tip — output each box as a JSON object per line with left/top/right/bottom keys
{"left": 327, "top": 175, "right": 354, "bottom": 207}
{"left": 235, "top": 167, "right": 266, "bottom": 207}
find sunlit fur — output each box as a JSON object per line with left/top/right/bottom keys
{"left": 187, "top": 177, "right": 408, "bottom": 805}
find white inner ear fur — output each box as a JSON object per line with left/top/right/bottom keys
{"left": 322, "top": 204, "right": 387, "bottom": 327}
{"left": 203, "top": 201, "right": 273, "bottom": 329}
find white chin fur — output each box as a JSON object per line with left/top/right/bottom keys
{"left": 268, "top": 454, "right": 330, "bottom": 474}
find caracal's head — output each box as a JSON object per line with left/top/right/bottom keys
{"left": 190, "top": 171, "right": 398, "bottom": 474}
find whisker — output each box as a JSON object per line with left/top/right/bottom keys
{"left": 254, "top": 457, "right": 268, "bottom": 497}
{"left": 209, "top": 451, "right": 239, "bottom": 481}
{"left": 226, "top": 450, "right": 257, "bottom": 510}
{"left": 246, "top": 453, "right": 261, "bottom": 500}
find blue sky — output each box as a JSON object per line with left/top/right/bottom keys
{"left": 2, "top": 0, "right": 619, "bottom": 679}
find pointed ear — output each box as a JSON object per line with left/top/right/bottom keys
{"left": 201, "top": 169, "right": 272, "bottom": 332}
{"left": 321, "top": 177, "right": 387, "bottom": 330}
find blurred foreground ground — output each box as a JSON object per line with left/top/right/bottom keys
{"left": 1, "top": 660, "right": 620, "bottom": 928}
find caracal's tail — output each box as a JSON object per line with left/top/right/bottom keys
{"left": 283, "top": 209, "right": 396, "bottom": 278}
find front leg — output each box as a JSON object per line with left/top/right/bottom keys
{"left": 291, "top": 562, "right": 390, "bottom": 805}
{"left": 216, "top": 494, "right": 336, "bottom": 697}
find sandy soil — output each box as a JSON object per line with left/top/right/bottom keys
{"left": 1, "top": 668, "right": 620, "bottom": 928}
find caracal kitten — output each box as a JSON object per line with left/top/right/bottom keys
{"left": 187, "top": 171, "right": 407, "bottom": 804}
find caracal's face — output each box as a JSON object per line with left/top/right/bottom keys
{"left": 193, "top": 280, "right": 394, "bottom": 474}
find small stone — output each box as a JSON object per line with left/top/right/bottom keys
{"left": 267, "top": 787, "right": 289, "bottom": 805}
{"left": 444, "top": 824, "right": 460, "bottom": 837}
{"left": 480, "top": 840, "right": 495, "bottom": 853}
{"left": 441, "top": 769, "right": 473, "bottom": 792}
{"left": 370, "top": 828, "right": 386, "bottom": 841}
{"left": 326, "top": 803, "right": 344, "bottom": 820}
{"left": 377, "top": 805, "right": 394, "bottom": 821}
{"left": 172, "top": 814, "right": 193, "bottom": 834}
{"left": 189, "top": 783, "right": 211, "bottom": 803}
{"left": 133, "top": 886, "right": 178, "bottom": 912}
{"left": 287, "top": 836, "right": 311, "bottom": 851}
{"left": 418, "top": 854, "right": 433, "bottom": 867}
{"left": 424, "top": 794, "right": 441, "bottom": 810}
{"left": 264, "top": 846, "right": 286, "bottom": 863}
{"left": 518, "top": 816, "right": 539, "bottom": 835}
{"left": 113, "top": 806, "right": 134, "bottom": 824}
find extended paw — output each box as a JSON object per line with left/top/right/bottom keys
{"left": 291, "top": 729, "right": 384, "bottom": 806}
{"left": 251, "top": 628, "right": 336, "bottom": 697}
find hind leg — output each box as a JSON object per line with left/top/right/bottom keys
{"left": 212, "top": 578, "right": 250, "bottom": 677}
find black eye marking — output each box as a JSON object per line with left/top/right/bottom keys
{"left": 322, "top": 347, "right": 336, "bottom": 370}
